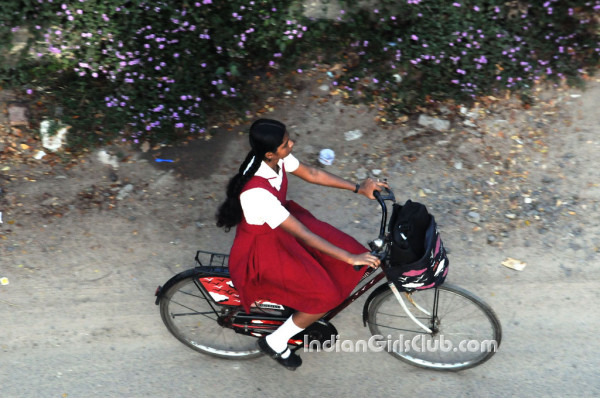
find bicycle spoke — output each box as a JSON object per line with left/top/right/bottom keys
{"left": 367, "top": 284, "right": 501, "bottom": 371}
{"left": 159, "top": 273, "right": 261, "bottom": 359}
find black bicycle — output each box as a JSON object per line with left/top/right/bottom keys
{"left": 155, "top": 188, "right": 501, "bottom": 371}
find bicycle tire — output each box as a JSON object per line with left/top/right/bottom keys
{"left": 159, "top": 272, "right": 261, "bottom": 359}
{"left": 367, "top": 283, "right": 502, "bottom": 371}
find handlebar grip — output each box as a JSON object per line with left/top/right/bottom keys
{"left": 353, "top": 250, "right": 383, "bottom": 271}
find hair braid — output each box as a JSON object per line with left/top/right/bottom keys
{"left": 216, "top": 118, "right": 286, "bottom": 231}
{"left": 216, "top": 150, "right": 261, "bottom": 231}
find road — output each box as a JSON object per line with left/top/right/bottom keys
{"left": 1, "top": 80, "right": 600, "bottom": 397}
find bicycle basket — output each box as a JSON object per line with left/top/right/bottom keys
{"left": 383, "top": 211, "right": 449, "bottom": 292}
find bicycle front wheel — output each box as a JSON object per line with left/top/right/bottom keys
{"left": 367, "top": 283, "right": 501, "bottom": 371}
{"left": 159, "top": 273, "right": 261, "bottom": 359}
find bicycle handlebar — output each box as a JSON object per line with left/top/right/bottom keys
{"left": 353, "top": 187, "right": 396, "bottom": 271}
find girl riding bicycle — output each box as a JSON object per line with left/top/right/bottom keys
{"left": 216, "top": 118, "right": 386, "bottom": 370}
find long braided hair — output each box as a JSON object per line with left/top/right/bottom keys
{"left": 216, "top": 119, "right": 286, "bottom": 231}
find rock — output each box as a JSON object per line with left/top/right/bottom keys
{"left": 355, "top": 168, "right": 368, "bottom": 180}
{"left": 505, "top": 213, "right": 517, "bottom": 220}
{"left": 302, "top": 144, "right": 316, "bottom": 155}
{"left": 417, "top": 114, "right": 451, "bottom": 131}
{"left": 467, "top": 211, "right": 481, "bottom": 224}
{"left": 8, "top": 104, "right": 28, "bottom": 127}
{"left": 453, "top": 161, "right": 463, "bottom": 170}
{"left": 116, "top": 184, "right": 134, "bottom": 200}
{"left": 97, "top": 150, "right": 119, "bottom": 168}
{"left": 542, "top": 176, "right": 554, "bottom": 184}
{"left": 371, "top": 169, "right": 382, "bottom": 176}
{"left": 344, "top": 129, "right": 363, "bottom": 141}
{"left": 403, "top": 130, "right": 419, "bottom": 139}
{"left": 41, "top": 197, "right": 59, "bottom": 206}
{"left": 487, "top": 235, "right": 496, "bottom": 244}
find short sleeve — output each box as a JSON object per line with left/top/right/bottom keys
{"left": 240, "top": 188, "right": 290, "bottom": 228}
{"left": 283, "top": 153, "right": 300, "bottom": 173}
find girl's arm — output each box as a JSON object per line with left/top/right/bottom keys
{"left": 290, "top": 162, "right": 386, "bottom": 199}
{"left": 278, "top": 214, "right": 380, "bottom": 268}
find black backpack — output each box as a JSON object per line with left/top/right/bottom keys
{"left": 384, "top": 200, "right": 449, "bottom": 291}
{"left": 388, "top": 200, "right": 431, "bottom": 265}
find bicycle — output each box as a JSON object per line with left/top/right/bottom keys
{"left": 155, "top": 188, "right": 502, "bottom": 371}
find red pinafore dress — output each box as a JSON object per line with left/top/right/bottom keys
{"left": 229, "top": 168, "right": 368, "bottom": 314}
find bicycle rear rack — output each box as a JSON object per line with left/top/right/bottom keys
{"left": 194, "top": 250, "right": 230, "bottom": 273}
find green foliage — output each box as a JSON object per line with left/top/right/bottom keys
{"left": 0, "top": 0, "right": 598, "bottom": 149}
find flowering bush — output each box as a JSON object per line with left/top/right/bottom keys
{"left": 328, "top": 0, "right": 599, "bottom": 118}
{"left": 0, "top": 0, "right": 598, "bottom": 148}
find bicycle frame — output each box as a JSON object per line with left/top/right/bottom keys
{"left": 169, "top": 187, "right": 438, "bottom": 337}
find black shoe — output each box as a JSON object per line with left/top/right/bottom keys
{"left": 257, "top": 337, "right": 302, "bottom": 371}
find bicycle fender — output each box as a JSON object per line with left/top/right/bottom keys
{"left": 154, "top": 268, "right": 202, "bottom": 305}
{"left": 361, "top": 283, "right": 391, "bottom": 327}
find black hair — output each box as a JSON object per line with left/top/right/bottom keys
{"left": 216, "top": 119, "right": 286, "bottom": 231}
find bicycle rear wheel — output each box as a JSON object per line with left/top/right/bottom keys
{"left": 367, "top": 283, "right": 501, "bottom": 371}
{"left": 159, "top": 272, "right": 261, "bottom": 359}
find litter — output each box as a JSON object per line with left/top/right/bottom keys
{"left": 318, "top": 149, "right": 335, "bottom": 165}
{"left": 501, "top": 258, "right": 527, "bottom": 271}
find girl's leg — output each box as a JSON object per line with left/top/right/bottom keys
{"left": 265, "top": 311, "right": 325, "bottom": 357}
{"left": 292, "top": 311, "right": 326, "bottom": 328}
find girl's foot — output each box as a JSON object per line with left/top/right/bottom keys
{"left": 257, "top": 337, "right": 302, "bottom": 370}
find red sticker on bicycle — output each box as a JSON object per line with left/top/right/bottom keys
{"left": 199, "top": 276, "right": 242, "bottom": 305}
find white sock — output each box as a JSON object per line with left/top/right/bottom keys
{"left": 266, "top": 315, "right": 304, "bottom": 359}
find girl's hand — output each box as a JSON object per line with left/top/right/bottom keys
{"left": 348, "top": 252, "right": 381, "bottom": 269}
{"left": 357, "top": 178, "right": 389, "bottom": 200}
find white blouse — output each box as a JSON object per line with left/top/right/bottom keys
{"left": 239, "top": 154, "right": 300, "bottom": 228}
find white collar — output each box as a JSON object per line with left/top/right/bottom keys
{"left": 254, "top": 159, "right": 284, "bottom": 190}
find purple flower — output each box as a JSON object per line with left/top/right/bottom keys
{"left": 452, "top": 2, "right": 461, "bottom": 7}
{"left": 411, "top": 35, "right": 419, "bottom": 41}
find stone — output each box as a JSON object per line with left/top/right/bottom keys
{"left": 417, "top": 114, "right": 451, "bottom": 131}
{"left": 97, "top": 150, "right": 119, "bottom": 168}
{"left": 355, "top": 168, "right": 368, "bottom": 180}
{"left": 344, "top": 129, "right": 363, "bottom": 141}
{"left": 116, "top": 184, "right": 134, "bottom": 200}
{"left": 467, "top": 211, "right": 481, "bottom": 224}
{"left": 8, "top": 104, "right": 28, "bottom": 127}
